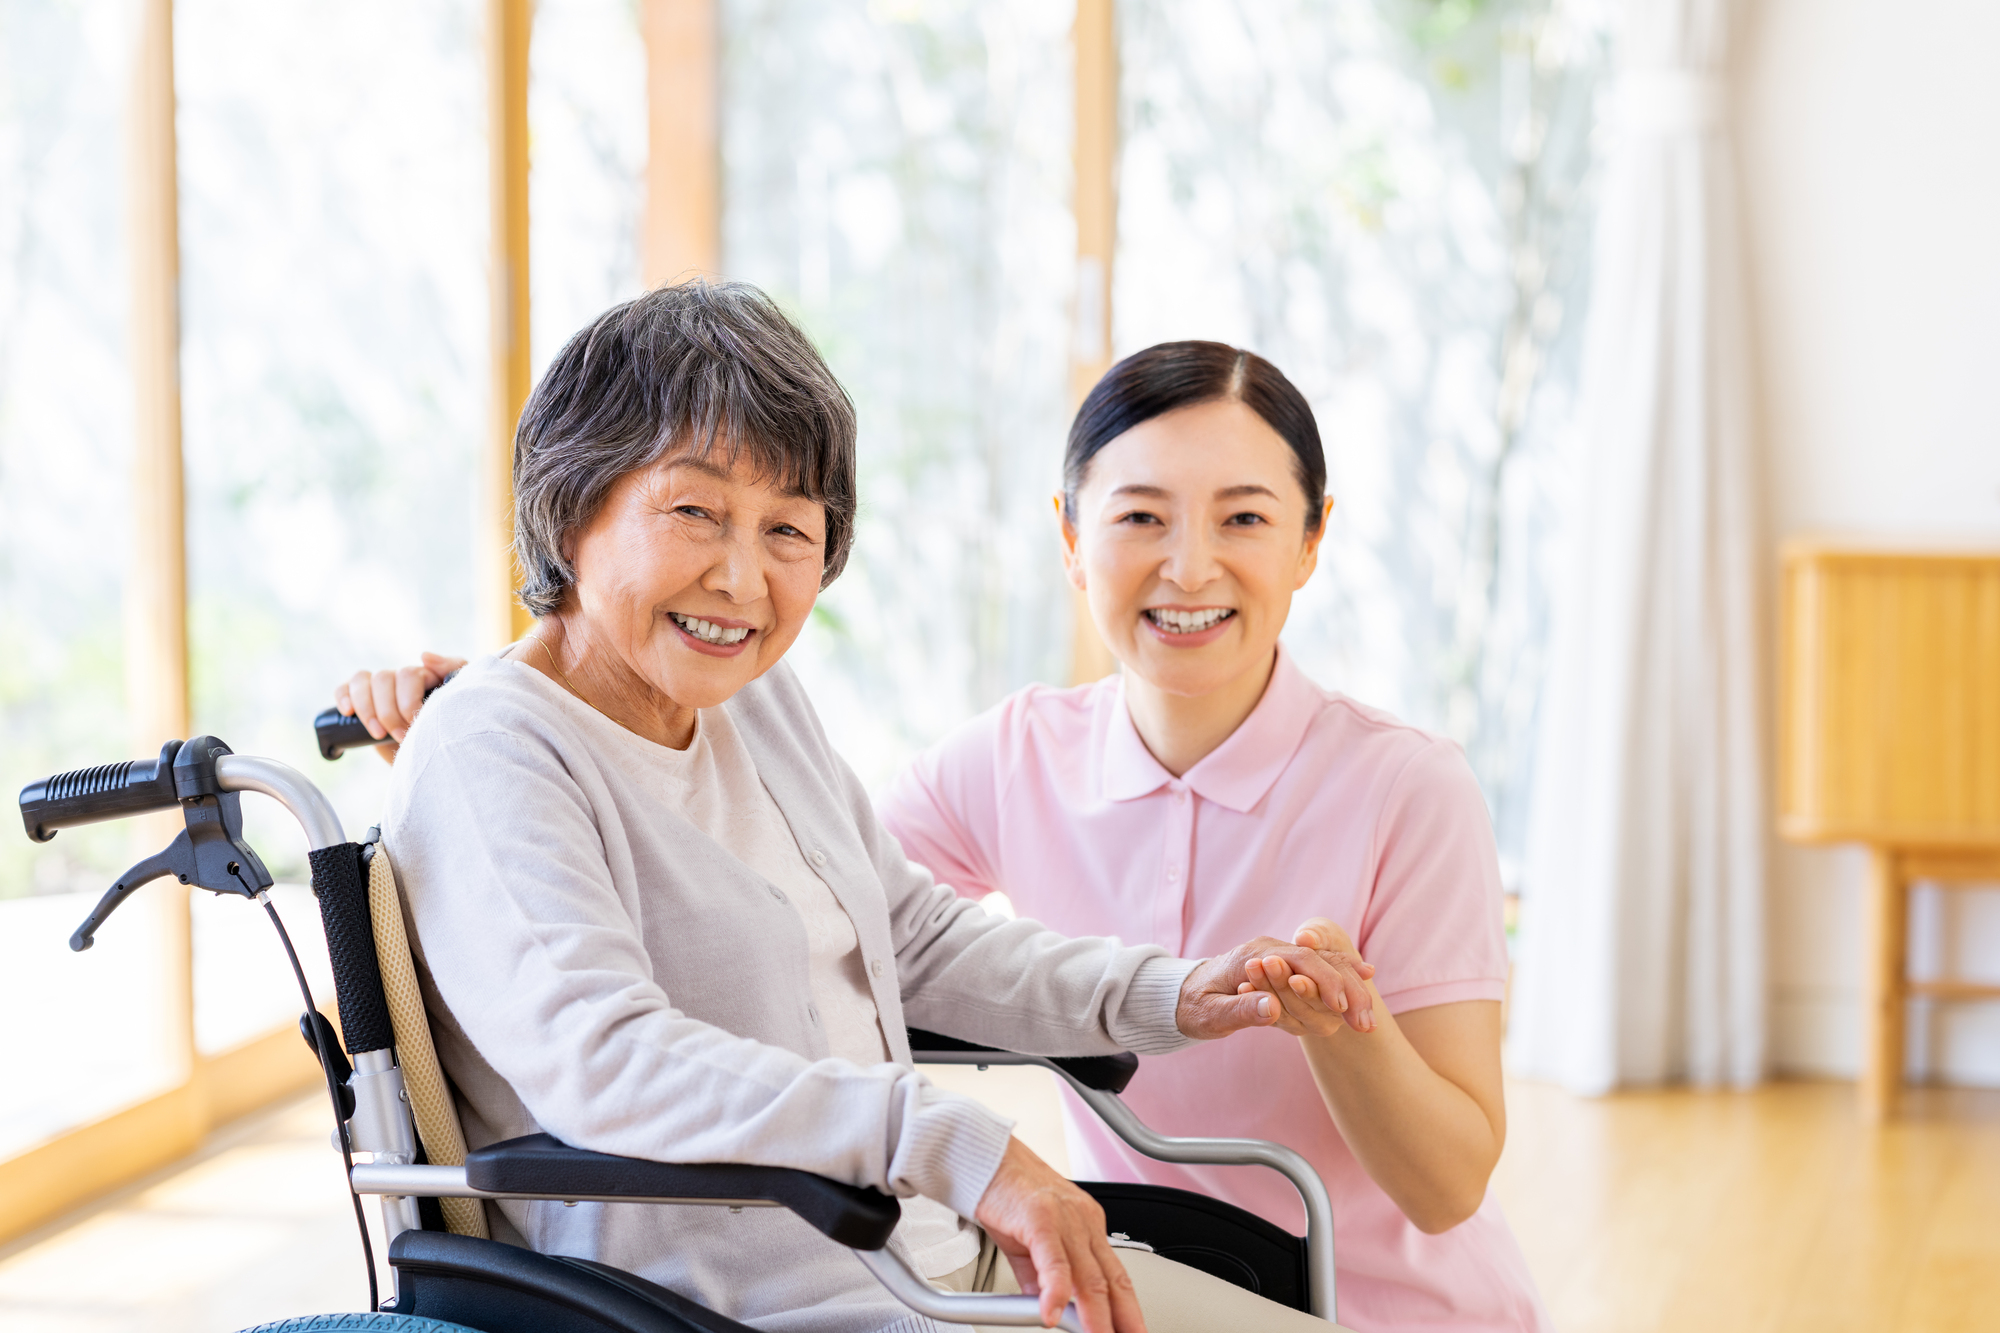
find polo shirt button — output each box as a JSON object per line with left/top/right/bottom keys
{"left": 811, "top": 849, "right": 828, "bottom": 867}
{"left": 769, "top": 886, "right": 786, "bottom": 903}
{"left": 1175, "top": 789, "right": 1188, "bottom": 804}
{"left": 870, "top": 958, "right": 884, "bottom": 978}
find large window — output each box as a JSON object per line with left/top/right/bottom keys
{"left": 174, "top": 0, "right": 489, "bottom": 1050}
{"left": 723, "top": 0, "right": 1078, "bottom": 787}
{"left": 0, "top": 0, "right": 179, "bottom": 1156}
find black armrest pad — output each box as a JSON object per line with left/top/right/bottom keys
{"left": 907, "top": 1028, "right": 1140, "bottom": 1095}
{"left": 464, "top": 1134, "right": 901, "bottom": 1251}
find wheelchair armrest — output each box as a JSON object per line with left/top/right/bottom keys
{"left": 907, "top": 1027, "right": 1140, "bottom": 1095}
{"left": 463, "top": 1133, "right": 902, "bottom": 1251}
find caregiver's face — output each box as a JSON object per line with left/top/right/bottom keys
{"left": 566, "top": 448, "right": 826, "bottom": 710}
{"left": 1063, "top": 398, "right": 1327, "bottom": 699}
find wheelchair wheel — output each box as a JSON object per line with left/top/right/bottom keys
{"left": 235, "top": 1316, "right": 484, "bottom": 1333}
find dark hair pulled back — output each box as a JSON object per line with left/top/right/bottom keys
{"left": 1063, "top": 341, "right": 1326, "bottom": 533}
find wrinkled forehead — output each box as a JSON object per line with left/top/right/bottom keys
{"left": 647, "top": 432, "right": 820, "bottom": 502}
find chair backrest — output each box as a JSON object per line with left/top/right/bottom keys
{"left": 366, "top": 841, "right": 490, "bottom": 1239}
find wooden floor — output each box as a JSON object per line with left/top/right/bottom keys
{"left": 1491, "top": 1079, "right": 2000, "bottom": 1333}
{"left": 1, "top": 1076, "right": 1996, "bottom": 1332}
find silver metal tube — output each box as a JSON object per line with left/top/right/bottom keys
{"left": 348, "top": 1051, "right": 417, "bottom": 1159}
{"left": 853, "top": 1247, "right": 1084, "bottom": 1332}
{"left": 915, "top": 1050, "right": 1338, "bottom": 1322}
{"left": 1069, "top": 1084, "right": 1336, "bottom": 1321}
{"left": 215, "top": 754, "right": 345, "bottom": 850}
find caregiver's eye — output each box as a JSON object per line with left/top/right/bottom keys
{"left": 1117, "top": 509, "right": 1164, "bottom": 525}
{"left": 1224, "top": 511, "right": 1270, "bottom": 526}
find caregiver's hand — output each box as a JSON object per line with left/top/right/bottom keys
{"left": 1176, "top": 935, "right": 1376, "bottom": 1039}
{"left": 332, "top": 652, "right": 467, "bottom": 763}
{"left": 975, "top": 1137, "right": 1145, "bottom": 1333}
{"left": 1237, "top": 917, "right": 1378, "bottom": 1037}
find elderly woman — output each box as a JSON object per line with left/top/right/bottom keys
{"left": 379, "top": 281, "right": 1368, "bottom": 1333}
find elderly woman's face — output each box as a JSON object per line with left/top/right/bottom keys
{"left": 566, "top": 449, "right": 826, "bottom": 710}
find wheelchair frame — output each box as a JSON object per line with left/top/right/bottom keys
{"left": 20, "top": 735, "right": 1338, "bottom": 1329}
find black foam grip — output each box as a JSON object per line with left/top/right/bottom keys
{"left": 309, "top": 842, "right": 395, "bottom": 1055}
{"left": 314, "top": 708, "right": 383, "bottom": 761}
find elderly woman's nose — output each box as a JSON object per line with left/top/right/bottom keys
{"left": 702, "top": 523, "right": 771, "bottom": 600}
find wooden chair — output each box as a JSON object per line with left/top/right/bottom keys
{"left": 1779, "top": 545, "right": 2000, "bottom": 1120}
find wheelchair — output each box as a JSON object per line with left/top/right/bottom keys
{"left": 18, "top": 717, "right": 1340, "bottom": 1332}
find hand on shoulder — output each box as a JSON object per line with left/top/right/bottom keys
{"left": 332, "top": 651, "right": 468, "bottom": 763}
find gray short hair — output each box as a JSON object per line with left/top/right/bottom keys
{"left": 512, "top": 280, "right": 858, "bottom": 617}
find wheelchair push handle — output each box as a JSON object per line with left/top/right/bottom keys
{"left": 19, "top": 740, "right": 184, "bottom": 842}
{"left": 315, "top": 670, "right": 458, "bottom": 760}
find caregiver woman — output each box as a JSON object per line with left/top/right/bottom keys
{"left": 368, "top": 284, "right": 1373, "bottom": 1333}
{"left": 882, "top": 344, "right": 1551, "bottom": 1333}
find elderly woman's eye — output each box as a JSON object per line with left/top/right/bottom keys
{"left": 675, "top": 505, "right": 712, "bottom": 520}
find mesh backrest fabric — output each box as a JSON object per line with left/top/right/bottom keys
{"left": 368, "top": 845, "right": 490, "bottom": 1240}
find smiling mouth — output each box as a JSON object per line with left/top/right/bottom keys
{"left": 669, "top": 612, "right": 752, "bottom": 646}
{"left": 1144, "top": 608, "right": 1236, "bottom": 635}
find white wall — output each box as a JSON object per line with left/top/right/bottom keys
{"left": 1736, "top": 0, "right": 2000, "bottom": 1082}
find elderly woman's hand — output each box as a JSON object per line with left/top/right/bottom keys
{"left": 1177, "top": 931, "right": 1377, "bottom": 1038}
{"left": 975, "top": 1137, "right": 1146, "bottom": 1333}
{"left": 333, "top": 651, "right": 467, "bottom": 763}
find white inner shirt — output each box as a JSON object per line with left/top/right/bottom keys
{"left": 647, "top": 704, "right": 980, "bottom": 1278}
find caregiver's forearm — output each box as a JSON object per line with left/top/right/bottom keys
{"left": 1296, "top": 994, "right": 1504, "bottom": 1234}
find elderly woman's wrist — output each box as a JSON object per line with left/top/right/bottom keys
{"left": 1112, "top": 955, "right": 1203, "bottom": 1055}
{"left": 894, "top": 1083, "right": 1017, "bottom": 1219}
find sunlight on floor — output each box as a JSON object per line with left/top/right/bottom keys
{"left": 4, "top": 1074, "right": 1998, "bottom": 1333}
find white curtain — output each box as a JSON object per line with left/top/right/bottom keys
{"left": 1508, "top": 0, "right": 1766, "bottom": 1093}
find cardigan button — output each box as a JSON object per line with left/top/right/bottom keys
{"left": 768, "top": 886, "right": 786, "bottom": 903}
{"left": 811, "top": 849, "right": 828, "bottom": 867}
{"left": 807, "top": 1004, "right": 820, "bottom": 1023}
{"left": 870, "top": 958, "right": 884, "bottom": 978}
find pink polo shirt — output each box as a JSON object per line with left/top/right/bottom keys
{"left": 879, "top": 647, "right": 1550, "bottom": 1333}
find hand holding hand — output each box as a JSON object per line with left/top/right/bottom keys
{"left": 332, "top": 651, "right": 467, "bottom": 763}
{"left": 1176, "top": 932, "right": 1376, "bottom": 1040}
{"left": 974, "top": 1137, "right": 1145, "bottom": 1333}
{"left": 1234, "top": 917, "right": 1379, "bottom": 1037}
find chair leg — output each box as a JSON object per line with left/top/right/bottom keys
{"left": 1859, "top": 846, "right": 1906, "bottom": 1122}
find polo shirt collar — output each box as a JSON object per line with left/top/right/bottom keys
{"left": 1099, "top": 645, "right": 1318, "bottom": 814}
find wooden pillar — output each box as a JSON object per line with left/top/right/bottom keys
{"left": 1860, "top": 846, "right": 1907, "bottom": 1122}
{"left": 641, "top": 0, "right": 721, "bottom": 285}
{"left": 1068, "top": 0, "right": 1120, "bottom": 685}
{"left": 485, "top": 0, "right": 535, "bottom": 646}
{"left": 126, "top": 0, "right": 197, "bottom": 1096}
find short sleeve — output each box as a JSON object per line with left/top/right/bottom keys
{"left": 1356, "top": 738, "right": 1510, "bottom": 1014}
{"left": 876, "top": 706, "right": 1007, "bottom": 902}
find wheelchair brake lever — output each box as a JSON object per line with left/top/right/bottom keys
{"left": 69, "top": 738, "right": 276, "bottom": 951}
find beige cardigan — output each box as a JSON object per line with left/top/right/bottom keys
{"left": 382, "top": 655, "right": 1196, "bottom": 1333}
